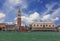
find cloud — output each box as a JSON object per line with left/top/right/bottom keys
{"left": 2, "top": 0, "right": 28, "bottom": 20}
{"left": 4, "top": 0, "right": 27, "bottom": 9}
{"left": 42, "top": 3, "right": 60, "bottom": 23}
{"left": 5, "top": 22, "right": 14, "bottom": 25}
{"left": 14, "top": 12, "right": 40, "bottom": 25}
{"left": 51, "top": 8, "right": 60, "bottom": 17}
{"left": 0, "top": 13, "right": 6, "bottom": 19}
{"left": 43, "top": 3, "right": 57, "bottom": 15}
{"left": 0, "top": 19, "right": 5, "bottom": 23}
{"left": 29, "top": 12, "right": 40, "bottom": 21}
{"left": 22, "top": 12, "right": 40, "bottom": 25}
{"left": 41, "top": 14, "right": 59, "bottom": 22}
{"left": 42, "top": 14, "right": 51, "bottom": 21}
{"left": 42, "top": 5, "right": 60, "bottom": 22}
{"left": 14, "top": 11, "right": 59, "bottom": 26}
{"left": 14, "top": 17, "right": 17, "bottom": 21}
{"left": 8, "top": 0, "right": 20, "bottom": 5}
{"left": 0, "top": 13, "right": 6, "bottom": 23}
{"left": 51, "top": 17, "right": 59, "bottom": 22}
{"left": 13, "top": 2, "right": 60, "bottom": 26}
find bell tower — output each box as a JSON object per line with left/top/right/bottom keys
{"left": 17, "top": 8, "right": 28, "bottom": 32}
{"left": 17, "top": 8, "right": 21, "bottom": 27}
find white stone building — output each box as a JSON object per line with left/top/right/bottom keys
{"left": 31, "top": 22, "right": 56, "bottom": 31}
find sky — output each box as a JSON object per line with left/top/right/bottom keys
{"left": 0, "top": 0, "right": 60, "bottom": 26}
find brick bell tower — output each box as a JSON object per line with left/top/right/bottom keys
{"left": 17, "top": 8, "right": 21, "bottom": 28}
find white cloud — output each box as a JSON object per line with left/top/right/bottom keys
{"left": 42, "top": 7, "right": 60, "bottom": 22}
{"left": 22, "top": 12, "right": 40, "bottom": 25}
{"left": 29, "top": 12, "right": 40, "bottom": 21}
{"left": 4, "top": 0, "right": 27, "bottom": 9}
{"left": 51, "top": 8, "right": 60, "bottom": 17}
{"left": 42, "top": 14, "right": 59, "bottom": 22}
{"left": 0, "top": 13, "right": 6, "bottom": 19}
{"left": 55, "top": 17, "right": 59, "bottom": 20}
{"left": 14, "top": 10, "right": 60, "bottom": 25}
{"left": 8, "top": 0, "right": 20, "bottom": 5}
{"left": 14, "top": 17, "right": 17, "bottom": 20}
{"left": 42, "top": 14, "right": 51, "bottom": 21}
{"left": 42, "top": 3, "right": 60, "bottom": 23}
{"left": 43, "top": 3, "right": 57, "bottom": 15}
{"left": 0, "top": 19, "right": 5, "bottom": 23}
{"left": 0, "top": 13, "right": 6, "bottom": 23}
{"left": 51, "top": 17, "right": 59, "bottom": 22}
{"left": 14, "top": 12, "right": 40, "bottom": 25}
{"left": 5, "top": 22, "right": 14, "bottom": 25}
{"left": 3, "top": 0, "right": 28, "bottom": 18}
{"left": 13, "top": 2, "right": 60, "bottom": 25}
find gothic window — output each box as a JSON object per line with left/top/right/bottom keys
{"left": 53, "top": 25, "right": 54, "bottom": 27}
{"left": 33, "top": 24, "right": 35, "bottom": 26}
{"left": 37, "top": 24, "right": 39, "bottom": 26}
{"left": 46, "top": 25, "right": 48, "bottom": 27}
{"left": 49, "top": 25, "right": 51, "bottom": 27}
{"left": 40, "top": 25, "right": 42, "bottom": 26}
{"left": 43, "top": 25, "right": 45, "bottom": 27}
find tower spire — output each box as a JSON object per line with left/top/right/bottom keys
{"left": 17, "top": 8, "right": 21, "bottom": 27}
{"left": 18, "top": 8, "right": 21, "bottom": 16}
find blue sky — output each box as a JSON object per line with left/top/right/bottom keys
{"left": 0, "top": 0, "right": 60, "bottom": 25}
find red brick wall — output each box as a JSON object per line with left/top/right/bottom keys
{"left": 17, "top": 17, "right": 21, "bottom": 27}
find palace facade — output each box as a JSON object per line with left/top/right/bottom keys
{"left": 31, "top": 22, "right": 57, "bottom": 31}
